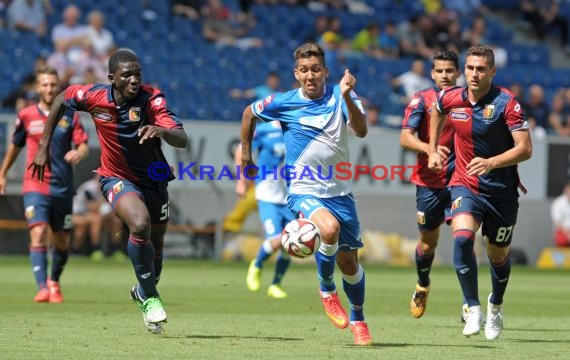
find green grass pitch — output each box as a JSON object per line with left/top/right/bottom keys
{"left": 0, "top": 257, "right": 568, "bottom": 359}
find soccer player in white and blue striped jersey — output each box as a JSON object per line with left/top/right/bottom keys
{"left": 240, "top": 42, "right": 372, "bottom": 345}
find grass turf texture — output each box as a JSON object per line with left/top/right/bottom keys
{"left": 0, "top": 257, "right": 568, "bottom": 359}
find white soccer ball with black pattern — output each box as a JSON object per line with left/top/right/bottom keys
{"left": 281, "top": 218, "right": 321, "bottom": 258}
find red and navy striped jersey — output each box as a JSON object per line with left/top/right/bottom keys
{"left": 402, "top": 86, "right": 455, "bottom": 189}
{"left": 435, "top": 85, "right": 528, "bottom": 196}
{"left": 62, "top": 84, "right": 183, "bottom": 187}
{"left": 12, "top": 104, "right": 87, "bottom": 196}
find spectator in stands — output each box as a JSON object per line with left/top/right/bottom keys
{"left": 351, "top": 23, "right": 383, "bottom": 58}
{"left": 521, "top": 0, "right": 569, "bottom": 52}
{"left": 51, "top": 5, "right": 90, "bottom": 64}
{"left": 72, "top": 174, "right": 124, "bottom": 260}
{"left": 171, "top": 0, "right": 203, "bottom": 21}
{"left": 201, "top": 0, "right": 262, "bottom": 49}
{"left": 391, "top": 59, "right": 432, "bottom": 104}
{"left": 305, "top": 14, "right": 328, "bottom": 43}
{"left": 396, "top": 15, "right": 435, "bottom": 60}
{"left": 7, "top": 0, "right": 50, "bottom": 38}
{"left": 548, "top": 92, "right": 570, "bottom": 136}
{"left": 48, "top": 5, "right": 91, "bottom": 85}
{"left": 525, "top": 84, "right": 550, "bottom": 139}
{"left": 86, "top": 10, "right": 115, "bottom": 60}
{"left": 379, "top": 20, "right": 399, "bottom": 58}
{"left": 551, "top": 181, "right": 570, "bottom": 247}
{"left": 230, "top": 71, "right": 281, "bottom": 100}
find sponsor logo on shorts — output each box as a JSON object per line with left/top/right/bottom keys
{"left": 451, "top": 197, "right": 462, "bottom": 210}
{"left": 112, "top": 181, "right": 124, "bottom": 194}
{"left": 416, "top": 211, "right": 426, "bottom": 225}
{"left": 25, "top": 205, "right": 35, "bottom": 220}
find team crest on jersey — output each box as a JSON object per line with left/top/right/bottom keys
{"left": 416, "top": 211, "right": 426, "bottom": 225}
{"left": 58, "top": 116, "right": 69, "bottom": 129}
{"left": 451, "top": 197, "right": 462, "bottom": 210}
{"left": 25, "top": 205, "right": 35, "bottom": 220}
{"left": 112, "top": 181, "right": 124, "bottom": 194}
{"left": 483, "top": 104, "right": 495, "bottom": 119}
{"left": 129, "top": 107, "right": 141, "bottom": 122}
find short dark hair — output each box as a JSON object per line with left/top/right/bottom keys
{"left": 294, "top": 42, "right": 326, "bottom": 67}
{"left": 466, "top": 44, "right": 495, "bottom": 68}
{"left": 35, "top": 66, "right": 59, "bottom": 80}
{"left": 108, "top": 48, "right": 139, "bottom": 74}
{"left": 432, "top": 50, "right": 459, "bottom": 70}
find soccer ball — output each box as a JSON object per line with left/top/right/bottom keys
{"left": 281, "top": 218, "right": 321, "bottom": 258}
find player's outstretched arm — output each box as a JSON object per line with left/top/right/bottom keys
{"left": 240, "top": 105, "right": 258, "bottom": 179}
{"left": 29, "top": 91, "right": 66, "bottom": 181}
{"left": 0, "top": 144, "right": 23, "bottom": 194}
{"left": 138, "top": 126, "right": 187, "bottom": 148}
{"left": 340, "top": 69, "right": 367, "bottom": 138}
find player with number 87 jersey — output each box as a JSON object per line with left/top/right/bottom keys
{"left": 428, "top": 45, "right": 532, "bottom": 340}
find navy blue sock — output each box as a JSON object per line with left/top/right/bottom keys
{"left": 50, "top": 246, "right": 69, "bottom": 282}
{"left": 489, "top": 254, "right": 511, "bottom": 305}
{"left": 154, "top": 251, "right": 163, "bottom": 285}
{"left": 453, "top": 229, "right": 479, "bottom": 307}
{"left": 30, "top": 246, "right": 48, "bottom": 289}
{"left": 415, "top": 243, "right": 435, "bottom": 287}
{"left": 315, "top": 243, "right": 338, "bottom": 292}
{"left": 272, "top": 252, "right": 290, "bottom": 285}
{"left": 127, "top": 235, "right": 158, "bottom": 298}
{"left": 342, "top": 265, "right": 365, "bottom": 322}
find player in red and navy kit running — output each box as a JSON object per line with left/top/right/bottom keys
{"left": 0, "top": 67, "right": 89, "bottom": 303}
{"left": 29, "top": 49, "right": 188, "bottom": 334}
{"left": 400, "top": 51, "right": 460, "bottom": 319}
{"left": 428, "top": 45, "right": 532, "bottom": 340}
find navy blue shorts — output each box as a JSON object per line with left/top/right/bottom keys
{"left": 99, "top": 176, "right": 169, "bottom": 224}
{"left": 415, "top": 186, "right": 451, "bottom": 232}
{"left": 450, "top": 186, "right": 519, "bottom": 247}
{"left": 23, "top": 192, "right": 73, "bottom": 233}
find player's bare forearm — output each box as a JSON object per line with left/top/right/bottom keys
{"left": 0, "top": 144, "right": 22, "bottom": 177}
{"left": 160, "top": 128, "right": 188, "bottom": 148}
{"left": 428, "top": 106, "right": 445, "bottom": 154}
{"left": 400, "top": 128, "right": 429, "bottom": 154}
{"left": 240, "top": 106, "right": 256, "bottom": 163}
{"left": 345, "top": 95, "right": 367, "bottom": 138}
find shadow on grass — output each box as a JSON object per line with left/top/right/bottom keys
{"left": 163, "top": 334, "right": 302, "bottom": 342}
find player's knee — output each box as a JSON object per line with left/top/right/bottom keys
{"left": 317, "top": 218, "right": 340, "bottom": 244}
{"left": 128, "top": 217, "right": 151, "bottom": 238}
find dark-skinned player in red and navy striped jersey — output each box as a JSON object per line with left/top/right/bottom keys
{"left": 29, "top": 49, "right": 188, "bottom": 334}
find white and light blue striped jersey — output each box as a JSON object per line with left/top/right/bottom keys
{"left": 251, "top": 85, "right": 364, "bottom": 198}
{"left": 251, "top": 121, "right": 287, "bottom": 204}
